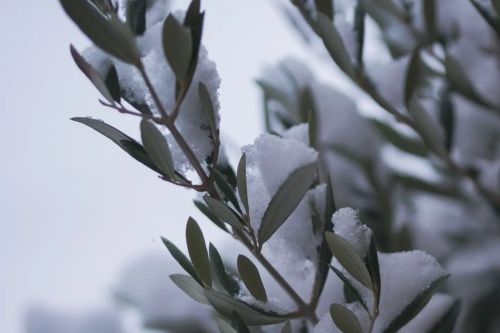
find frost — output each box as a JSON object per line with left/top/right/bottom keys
{"left": 332, "top": 207, "right": 371, "bottom": 257}
{"left": 25, "top": 306, "right": 123, "bottom": 333}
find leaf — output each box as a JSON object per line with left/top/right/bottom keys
{"left": 383, "top": 275, "right": 450, "bottom": 332}
{"left": 71, "top": 117, "right": 159, "bottom": 173}
{"left": 316, "top": 13, "right": 356, "bottom": 78}
{"left": 163, "top": 14, "right": 193, "bottom": 79}
{"left": 258, "top": 162, "right": 317, "bottom": 245}
{"left": 126, "top": 0, "right": 146, "bottom": 35}
{"left": 354, "top": 0, "right": 366, "bottom": 68}
{"left": 205, "top": 290, "right": 289, "bottom": 325}
{"left": 429, "top": 300, "right": 461, "bottom": 333}
{"left": 70, "top": 45, "right": 115, "bottom": 104}
{"left": 230, "top": 312, "right": 251, "bottom": 333}
{"left": 408, "top": 99, "right": 446, "bottom": 158}
{"left": 366, "top": 232, "right": 381, "bottom": 300}
{"left": 325, "top": 232, "right": 373, "bottom": 289}
{"left": 237, "top": 255, "right": 268, "bottom": 302}
{"left": 209, "top": 243, "right": 240, "bottom": 296}
{"left": 404, "top": 47, "right": 421, "bottom": 107}
{"left": 161, "top": 237, "right": 202, "bottom": 285}
{"left": 330, "top": 303, "right": 364, "bottom": 333}
{"left": 315, "top": 0, "right": 333, "bottom": 19}
{"left": 281, "top": 322, "right": 292, "bottom": 333}
{"left": 186, "top": 217, "right": 212, "bottom": 287}
{"left": 237, "top": 154, "right": 250, "bottom": 215}
{"left": 493, "top": 0, "right": 500, "bottom": 16}
{"left": 60, "top": 0, "right": 140, "bottom": 64}
{"left": 212, "top": 168, "right": 242, "bottom": 214}
{"left": 194, "top": 199, "right": 228, "bottom": 232}
{"left": 329, "top": 265, "right": 369, "bottom": 314}
{"left": 369, "top": 118, "right": 428, "bottom": 156}
{"left": 104, "top": 64, "right": 121, "bottom": 103}
{"left": 215, "top": 316, "right": 238, "bottom": 333}
{"left": 170, "top": 274, "right": 209, "bottom": 305}
{"left": 199, "top": 82, "right": 218, "bottom": 137}
{"left": 203, "top": 196, "right": 244, "bottom": 231}
{"left": 140, "top": 119, "right": 176, "bottom": 178}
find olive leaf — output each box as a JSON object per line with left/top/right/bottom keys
{"left": 104, "top": 64, "right": 121, "bottom": 103}
{"left": 161, "top": 237, "right": 202, "bottom": 285}
{"left": 237, "top": 255, "right": 268, "bottom": 302}
{"left": 408, "top": 99, "right": 446, "bottom": 158}
{"left": 330, "top": 303, "right": 364, "bottom": 333}
{"left": 429, "top": 300, "right": 461, "bottom": 333}
{"left": 212, "top": 168, "right": 242, "bottom": 214}
{"left": 170, "top": 274, "right": 210, "bottom": 305}
{"left": 71, "top": 117, "right": 160, "bottom": 173}
{"left": 330, "top": 265, "right": 369, "bottom": 313}
{"left": 70, "top": 45, "right": 115, "bottom": 105}
{"left": 126, "top": 0, "right": 146, "bottom": 35}
{"left": 60, "top": 0, "right": 140, "bottom": 65}
{"left": 194, "top": 199, "right": 228, "bottom": 232}
{"left": 237, "top": 154, "right": 250, "bottom": 215}
{"left": 369, "top": 118, "right": 428, "bottom": 156}
{"left": 325, "top": 232, "right": 373, "bottom": 289}
{"left": 163, "top": 14, "right": 193, "bottom": 79}
{"left": 315, "top": 0, "right": 333, "bottom": 19}
{"left": 209, "top": 243, "right": 240, "bottom": 296}
{"left": 383, "top": 275, "right": 450, "bottom": 332}
{"left": 366, "top": 232, "right": 381, "bottom": 298}
{"left": 203, "top": 196, "right": 245, "bottom": 231}
{"left": 199, "top": 82, "right": 218, "bottom": 138}
{"left": 258, "top": 162, "right": 317, "bottom": 245}
{"left": 186, "top": 217, "right": 212, "bottom": 287}
{"left": 140, "top": 119, "right": 176, "bottom": 178}
{"left": 404, "top": 47, "right": 421, "bottom": 107}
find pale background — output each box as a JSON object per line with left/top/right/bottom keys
{"left": 0, "top": 1, "right": 341, "bottom": 332}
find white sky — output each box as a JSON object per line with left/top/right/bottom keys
{"left": 0, "top": 1, "right": 336, "bottom": 332}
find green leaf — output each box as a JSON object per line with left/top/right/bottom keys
{"left": 404, "top": 47, "right": 421, "bottom": 107}
{"left": 315, "top": 0, "right": 333, "bottom": 19}
{"left": 316, "top": 13, "right": 356, "bottom": 78}
{"left": 408, "top": 99, "right": 446, "bottom": 158}
{"left": 194, "top": 199, "right": 228, "bottom": 232}
{"left": 424, "top": 0, "right": 436, "bottom": 39}
{"left": 104, "top": 64, "right": 121, "bottom": 103}
{"left": 199, "top": 82, "right": 218, "bottom": 138}
{"left": 71, "top": 117, "right": 159, "bottom": 173}
{"left": 237, "top": 255, "right": 268, "bottom": 302}
{"left": 230, "top": 312, "right": 251, "bottom": 333}
{"left": 209, "top": 243, "right": 240, "bottom": 296}
{"left": 170, "top": 274, "right": 209, "bottom": 305}
{"left": 203, "top": 196, "right": 244, "bottom": 231}
{"left": 161, "top": 237, "right": 202, "bottom": 285}
{"left": 212, "top": 168, "right": 242, "bottom": 214}
{"left": 237, "top": 154, "right": 250, "bottom": 215}
{"left": 126, "top": 0, "right": 146, "bottom": 35}
{"left": 383, "top": 275, "right": 450, "bottom": 332}
{"left": 205, "top": 290, "right": 289, "bottom": 325}
{"left": 429, "top": 300, "right": 461, "bottom": 333}
{"left": 366, "top": 232, "right": 381, "bottom": 298}
{"left": 493, "top": 0, "right": 500, "bottom": 16}
{"left": 329, "top": 265, "right": 369, "bottom": 314}
{"left": 325, "top": 232, "right": 373, "bottom": 289}
{"left": 330, "top": 303, "right": 364, "bottom": 333}
{"left": 354, "top": 1, "right": 366, "bottom": 68}
{"left": 215, "top": 316, "right": 238, "bottom": 333}
{"left": 140, "top": 119, "right": 176, "bottom": 178}
{"left": 162, "top": 14, "right": 193, "bottom": 79}
{"left": 60, "top": 0, "right": 140, "bottom": 64}
{"left": 258, "top": 162, "right": 317, "bottom": 245}
{"left": 369, "top": 118, "right": 428, "bottom": 157}
{"left": 70, "top": 45, "right": 115, "bottom": 104}
{"left": 281, "top": 322, "right": 292, "bottom": 333}
{"left": 186, "top": 217, "right": 212, "bottom": 287}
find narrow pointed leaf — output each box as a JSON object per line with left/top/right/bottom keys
{"left": 408, "top": 100, "right": 446, "bottom": 158}
{"left": 71, "top": 117, "right": 159, "bottom": 173}
{"left": 70, "top": 45, "right": 115, "bottom": 104}
{"left": 140, "top": 119, "right": 176, "bottom": 178}
{"left": 383, "top": 275, "right": 450, "bottom": 332}
{"left": 315, "top": 0, "right": 333, "bottom": 19}
{"left": 203, "top": 196, "right": 244, "bottom": 231}
{"left": 493, "top": 0, "right": 500, "bottom": 16}
{"left": 186, "top": 217, "right": 212, "bottom": 287}
{"left": 237, "top": 255, "right": 268, "bottom": 302}
{"left": 330, "top": 304, "right": 364, "bottom": 333}
{"left": 258, "top": 162, "right": 317, "bottom": 245}
{"left": 170, "top": 274, "right": 209, "bottom": 305}
{"left": 404, "top": 47, "right": 421, "bottom": 106}
{"left": 60, "top": 0, "right": 140, "bottom": 64}
{"left": 230, "top": 312, "right": 251, "bottom": 333}
{"left": 237, "top": 154, "right": 249, "bottom": 215}
{"left": 161, "top": 237, "right": 202, "bottom": 285}
{"left": 163, "top": 14, "right": 193, "bottom": 79}
{"left": 209, "top": 243, "right": 240, "bottom": 296}
{"left": 369, "top": 118, "right": 428, "bottom": 156}
{"left": 199, "top": 82, "right": 218, "bottom": 137}
{"left": 325, "top": 232, "right": 373, "bottom": 289}
{"left": 104, "top": 64, "right": 121, "bottom": 103}
{"left": 212, "top": 168, "right": 241, "bottom": 213}
{"left": 367, "top": 232, "right": 381, "bottom": 298}
{"left": 194, "top": 199, "right": 228, "bottom": 232}
{"left": 330, "top": 265, "right": 369, "bottom": 313}
{"left": 429, "top": 300, "right": 460, "bottom": 333}
{"left": 126, "top": 0, "right": 146, "bottom": 35}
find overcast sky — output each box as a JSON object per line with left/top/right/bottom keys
{"left": 0, "top": 1, "right": 338, "bottom": 332}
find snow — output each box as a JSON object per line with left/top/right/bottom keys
{"left": 400, "top": 293, "right": 455, "bottom": 333}
{"left": 332, "top": 207, "right": 371, "bottom": 257}
{"left": 83, "top": 9, "right": 221, "bottom": 178}
{"left": 368, "top": 54, "right": 409, "bottom": 110}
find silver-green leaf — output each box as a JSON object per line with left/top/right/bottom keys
{"left": 330, "top": 303, "right": 364, "bottom": 333}
{"left": 170, "top": 274, "right": 210, "bottom": 305}
{"left": 163, "top": 14, "right": 193, "bottom": 79}
{"left": 186, "top": 217, "right": 212, "bottom": 287}
{"left": 237, "top": 154, "right": 249, "bottom": 215}
{"left": 140, "top": 119, "right": 176, "bottom": 178}
{"left": 237, "top": 255, "right": 268, "bottom": 302}
{"left": 203, "top": 196, "right": 244, "bottom": 231}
